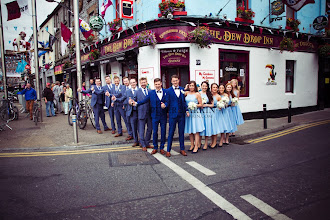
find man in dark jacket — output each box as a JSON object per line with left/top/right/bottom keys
{"left": 43, "top": 83, "right": 56, "bottom": 117}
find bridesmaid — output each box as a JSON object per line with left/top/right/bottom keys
{"left": 224, "top": 83, "right": 238, "bottom": 144}
{"left": 184, "top": 81, "right": 205, "bottom": 153}
{"left": 219, "top": 84, "right": 235, "bottom": 145}
{"left": 210, "top": 83, "right": 225, "bottom": 148}
{"left": 199, "top": 81, "right": 214, "bottom": 150}
{"left": 231, "top": 79, "right": 244, "bottom": 136}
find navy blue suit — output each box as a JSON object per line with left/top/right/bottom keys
{"left": 138, "top": 88, "right": 167, "bottom": 150}
{"left": 103, "top": 83, "right": 116, "bottom": 131}
{"left": 164, "top": 86, "right": 187, "bottom": 152}
{"left": 81, "top": 85, "right": 108, "bottom": 131}
{"left": 136, "top": 88, "right": 152, "bottom": 148}
{"left": 111, "top": 84, "right": 131, "bottom": 135}
{"left": 123, "top": 88, "right": 139, "bottom": 143}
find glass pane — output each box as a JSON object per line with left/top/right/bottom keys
{"left": 286, "top": 76, "right": 292, "bottom": 92}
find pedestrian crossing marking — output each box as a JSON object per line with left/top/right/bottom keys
{"left": 186, "top": 161, "right": 216, "bottom": 176}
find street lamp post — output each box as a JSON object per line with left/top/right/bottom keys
{"left": 0, "top": 3, "right": 8, "bottom": 99}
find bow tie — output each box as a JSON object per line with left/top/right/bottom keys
{"left": 157, "top": 91, "right": 162, "bottom": 93}
{"left": 174, "top": 87, "right": 180, "bottom": 90}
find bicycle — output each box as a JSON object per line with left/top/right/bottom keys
{"left": 33, "top": 101, "right": 41, "bottom": 126}
{"left": 68, "top": 98, "right": 88, "bottom": 129}
{"left": 84, "top": 98, "right": 96, "bottom": 129}
{"left": 0, "top": 97, "right": 19, "bottom": 122}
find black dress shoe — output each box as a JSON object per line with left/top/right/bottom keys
{"left": 188, "top": 148, "right": 193, "bottom": 151}
{"left": 209, "top": 144, "right": 217, "bottom": 149}
{"left": 224, "top": 143, "right": 229, "bottom": 145}
{"left": 192, "top": 149, "right": 199, "bottom": 154}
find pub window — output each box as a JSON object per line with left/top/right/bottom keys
{"left": 286, "top": 60, "right": 295, "bottom": 93}
{"left": 219, "top": 49, "right": 249, "bottom": 97}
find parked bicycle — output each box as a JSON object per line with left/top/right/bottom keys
{"left": 68, "top": 98, "right": 95, "bottom": 129}
{"left": 0, "top": 97, "right": 19, "bottom": 122}
{"left": 33, "top": 101, "right": 41, "bottom": 126}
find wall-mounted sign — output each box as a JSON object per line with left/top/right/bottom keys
{"left": 122, "top": 0, "right": 134, "bottom": 19}
{"left": 89, "top": 15, "right": 104, "bottom": 32}
{"left": 265, "top": 64, "right": 277, "bottom": 85}
{"left": 140, "top": 67, "right": 154, "bottom": 87}
{"left": 271, "top": 0, "right": 285, "bottom": 16}
{"left": 225, "top": 66, "right": 237, "bottom": 72}
{"left": 196, "top": 59, "right": 201, "bottom": 65}
{"left": 312, "top": 16, "right": 328, "bottom": 30}
{"left": 54, "top": 64, "right": 64, "bottom": 75}
{"left": 195, "top": 70, "right": 215, "bottom": 85}
{"left": 160, "top": 48, "right": 189, "bottom": 66}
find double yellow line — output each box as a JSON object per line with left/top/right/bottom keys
{"left": 248, "top": 120, "right": 330, "bottom": 144}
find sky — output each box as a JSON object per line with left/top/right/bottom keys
{"left": 1, "top": 0, "right": 58, "bottom": 51}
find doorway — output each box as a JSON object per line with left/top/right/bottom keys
{"left": 161, "top": 66, "right": 189, "bottom": 89}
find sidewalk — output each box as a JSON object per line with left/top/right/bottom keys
{"left": 0, "top": 101, "right": 330, "bottom": 151}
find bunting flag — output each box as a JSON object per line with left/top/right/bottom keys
{"left": 61, "top": 23, "right": 72, "bottom": 55}
{"left": 235, "top": 23, "right": 239, "bottom": 28}
{"left": 225, "top": 21, "right": 229, "bottom": 27}
{"left": 250, "top": 25, "right": 255, "bottom": 32}
{"left": 283, "top": 30, "right": 287, "bottom": 36}
{"left": 296, "top": 32, "right": 299, "bottom": 38}
{"left": 38, "top": 41, "right": 45, "bottom": 48}
{"left": 14, "top": 27, "right": 18, "bottom": 31}
{"left": 38, "top": 50, "right": 47, "bottom": 57}
{"left": 281, "top": 0, "right": 315, "bottom": 11}
{"left": 9, "top": 41, "right": 11, "bottom": 44}
{"left": 31, "top": 27, "right": 33, "bottom": 30}
{"left": 79, "top": 19, "right": 93, "bottom": 39}
{"left": 6, "top": 1, "right": 21, "bottom": 21}
{"left": 307, "top": 35, "right": 311, "bottom": 41}
{"left": 259, "top": 27, "right": 263, "bottom": 34}
{"left": 135, "top": 24, "right": 139, "bottom": 30}
{"left": 101, "top": 0, "right": 113, "bottom": 18}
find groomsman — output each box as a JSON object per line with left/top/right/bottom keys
{"left": 135, "top": 77, "right": 152, "bottom": 151}
{"left": 122, "top": 76, "right": 133, "bottom": 140}
{"left": 164, "top": 75, "right": 188, "bottom": 157}
{"left": 134, "top": 78, "right": 167, "bottom": 154}
{"left": 103, "top": 75, "right": 116, "bottom": 134}
{"left": 123, "top": 78, "right": 139, "bottom": 147}
{"left": 78, "top": 78, "right": 110, "bottom": 134}
{"left": 111, "top": 76, "right": 130, "bottom": 137}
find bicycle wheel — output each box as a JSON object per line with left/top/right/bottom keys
{"left": 78, "top": 110, "right": 87, "bottom": 129}
{"left": 88, "top": 109, "right": 96, "bottom": 128}
{"left": 0, "top": 108, "right": 9, "bottom": 121}
{"left": 13, "top": 106, "right": 19, "bottom": 120}
{"left": 68, "top": 107, "right": 73, "bottom": 126}
{"left": 34, "top": 110, "right": 39, "bottom": 126}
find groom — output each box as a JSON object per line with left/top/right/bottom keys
{"left": 164, "top": 75, "right": 188, "bottom": 157}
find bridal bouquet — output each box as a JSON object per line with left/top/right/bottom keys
{"left": 221, "top": 96, "right": 229, "bottom": 106}
{"left": 217, "top": 101, "right": 225, "bottom": 109}
{"left": 188, "top": 102, "right": 197, "bottom": 111}
{"left": 202, "top": 97, "right": 207, "bottom": 104}
{"left": 232, "top": 97, "right": 239, "bottom": 106}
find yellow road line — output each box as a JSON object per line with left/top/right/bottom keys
{"left": 248, "top": 120, "right": 330, "bottom": 144}
{"left": 0, "top": 142, "right": 191, "bottom": 158}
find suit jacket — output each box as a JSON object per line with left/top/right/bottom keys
{"left": 165, "top": 86, "right": 187, "bottom": 119}
{"left": 135, "top": 88, "right": 151, "bottom": 120}
{"left": 110, "top": 84, "right": 126, "bottom": 108}
{"left": 81, "top": 85, "right": 104, "bottom": 107}
{"left": 138, "top": 89, "right": 168, "bottom": 120}
{"left": 103, "top": 83, "right": 114, "bottom": 108}
{"left": 123, "top": 88, "right": 138, "bottom": 117}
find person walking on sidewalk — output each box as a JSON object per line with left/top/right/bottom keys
{"left": 164, "top": 75, "right": 188, "bottom": 157}
{"left": 43, "top": 83, "right": 56, "bottom": 117}
{"left": 133, "top": 78, "right": 167, "bottom": 154}
{"left": 18, "top": 83, "right": 37, "bottom": 120}
{"left": 78, "top": 78, "right": 110, "bottom": 134}
{"left": 53, "top": 81, "right": 61, "bottom": 113}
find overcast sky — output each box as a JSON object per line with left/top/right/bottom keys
{"left": 1, "top": 0, "right": 58, "bottom": 50}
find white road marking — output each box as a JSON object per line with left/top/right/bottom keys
{"left": 147, "top": 149, "right": 251, "bottom": 220}
{"left": 241, "top": 194, "right": 292, "bottom": 220}
{"left": 170, "top": 150, "right": 179, "bottom": 155}
{"left": 186, "top": 161, "right": 216, "bottom": 176}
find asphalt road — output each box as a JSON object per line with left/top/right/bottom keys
{"left": 0, "top": 123, "right": 329, "bottom": 220}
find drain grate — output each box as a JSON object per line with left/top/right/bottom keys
{"left": 108, "top": 151, "right": 159, "bottom": 167}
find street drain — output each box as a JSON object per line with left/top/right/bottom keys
{"left": 108, "top": 151, "right": 159, "bottom": 167}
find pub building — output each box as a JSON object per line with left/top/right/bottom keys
{"left": 68, "top": 18, "right": 318, "bottom": 115}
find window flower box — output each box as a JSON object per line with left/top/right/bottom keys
{"left": 286, "top": 18, "right": 300, "bottom": 32}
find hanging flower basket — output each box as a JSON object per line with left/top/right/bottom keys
{"left": 286, "top": 18, "right": 300, "bottom": 32}
{"left": 318, "top": 44, "right": 330, "bottom": 58}
{"left": 108, "top": 18, "right": 123, "bottom": 34}
{"left": 187, "top": 26, "right": 213, "bottom": 49}
{"left": 132, "top": 30, "right": 157, "bottom": 47}
{"left": 279, "top": 37, "right": 295, "bottom": 53}
{"left": 63, "top": 61, "right": 73, "bottom": 69}
{"left": 88, "top": 49, "right": 100, "bottom": 61}
{"left": 87, "top": 33, "right": 95, "bottom": 42}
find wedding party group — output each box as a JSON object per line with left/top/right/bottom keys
{"left": 77, "top": 75, "right": 244, "bottom": 157}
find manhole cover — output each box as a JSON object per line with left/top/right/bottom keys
{"left": 109, "top": 151, "right": 159, "bottom": 167}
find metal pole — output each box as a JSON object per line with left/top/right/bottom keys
{"left": 263, "top": 104, "right": 267, "bottom": 129}
{"left": 31, "top": 0, "right": 42, "bottom": 121}
{"left": 288, "top": 101, "right": 292, "bottom": 123}
{"left": 0, "top": 3, "right": 8, "bottom": 99}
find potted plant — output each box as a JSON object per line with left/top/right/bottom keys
{"left": 286, "top": 18, "right": 300, "bottom": 32}
{"left": 88, "top": 49, "right": 101, "bottom": 61}
{"left": 132, "top": 30, "right": 157, "bottom": 47}
{"left": 63, "top": 61, "right": 73, "bottom": 69}
{"left": 279, "top": 37, "right": 295, "bottom": 53}
{"left": 108, "top": 18, "right": 123, "bottom": 34}
{"left": 236, "top": 5, "right": 255, "bottom": 23}
{"left": 174, "top": 1, "right": 185, "bottom": 11}
{"left": 187, "top": 26, "right": 213, "bottom": 48}
{"left": 159, "top": 1, "right": 174, "bottom": 17}
{"left": 318, "top": 44, "right": 330, "bottom": 57}
{"left": 87, "top": 33, "right": 95, "bottom": 42}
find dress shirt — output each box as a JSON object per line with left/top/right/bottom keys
{"left": 173, "top": 85, "right": 180, "bottom": 97}
{"left": 142, "top": 88, "right": 148, "bottom": 96}
{"left": 156, "top": 89, "right": 163, "bottom": 100}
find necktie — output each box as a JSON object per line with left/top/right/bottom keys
{"left": 145, "top": 89, "right": 148, "bottom": 95}
{"left": 116, "top": 86, "right": 118, "bottom": 92}
{"left": 108, "top": 85, "right": 111, "bottom": 90}
{"left": 97, "top": 86, "right": 100, "bottom": 90}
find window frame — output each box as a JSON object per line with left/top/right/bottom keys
{"left": 285, "top": 60, "right": 295, "bottom": 93}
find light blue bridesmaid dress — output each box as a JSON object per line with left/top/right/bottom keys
{"left": 185, "top": 94, "right": 205, "bottom": 134}
{"left": 231, "top": 90, "right": 245, "bottom": 125}
{"left": 220, "top": 95, "right": 237, "bottom": 133}
{"left": 212, "top": 96, "right": 226, "bottom": 134}
{"left": 200, "top": 93, "right": 214, "bottom": 137}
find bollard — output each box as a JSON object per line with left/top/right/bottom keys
{"left": 72, "top": 114, "right": 78, "bottom": 144}
{"left": 263, "top": 104, "right": 267, "bottom": 129}
{"left": 288, "top": 101, "right": 292, "bottom": 123}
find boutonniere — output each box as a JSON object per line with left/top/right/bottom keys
{"left": 181, "top": 90, "right": 185, "bottom": 94}
{"left": 119, "top": 89, "right": 121, "bottom": 92}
